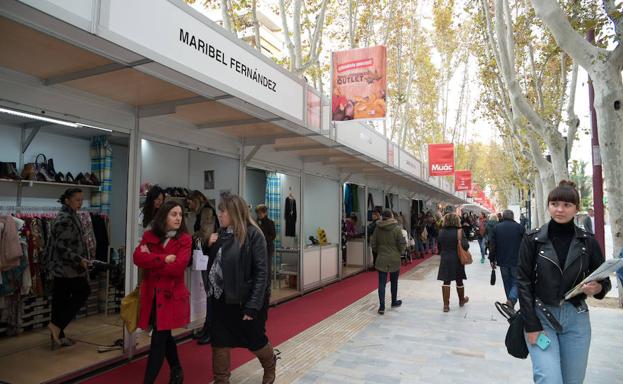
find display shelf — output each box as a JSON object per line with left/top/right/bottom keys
{"left": 0, "top": 178, "right": 20, "bottom": 184}
{"left": 21, "top": 180, "right": 102, "bottom": 190}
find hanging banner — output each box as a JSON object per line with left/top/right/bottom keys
{"left": 454, "top": 170, "right": 472, "bottom": 191}
{"left": 428, "top": 144, "right": 455, "bottom": 176}
{"left": 331, "top": 46, "right": 387, "bottom": 121}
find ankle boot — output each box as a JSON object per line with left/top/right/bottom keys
{"left": 169, "top": 365, "right": 183, "bottom": 384}
{"left": 252, "top": 343, "right": 277, "bottom": 384}
{"left": 442, "top": 285, "right": 450, "bottom": 312}
{"left": 212, "top": 347, "right": 231, "bottom": 384}
{"left": 457, "top": 286, "right": 469, "bottom": 307}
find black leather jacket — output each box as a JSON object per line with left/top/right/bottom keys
{"left": 209, "top": 225, "right": 268, "bottom": 316}
{"left": 517, "top": 223, "right": 611, "bottom": 332}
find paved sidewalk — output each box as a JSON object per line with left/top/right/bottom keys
{"left": 231, "top": 241, "right": 623, "bottom": 384}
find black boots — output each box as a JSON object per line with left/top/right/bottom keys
{"left": 193, "top": 320, "right": 211, "bottom": 345}
{"left": 169, "top": 366, "right": 183, "bottom": 384}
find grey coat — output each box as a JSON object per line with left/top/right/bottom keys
{"left": 45, "top": 205, "right": 88, "bottom": 278}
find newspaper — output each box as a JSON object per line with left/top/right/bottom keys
{"left": 564, "top": 258, "right": 623, "bottom": 300}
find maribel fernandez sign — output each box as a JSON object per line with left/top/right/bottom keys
{"left": 179, "top": 28, "right": 277, "bottom": 93}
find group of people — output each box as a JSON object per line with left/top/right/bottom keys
{"left": 135, "top": 187, "right": 277, "bottom": 384}
{"left": 45, "top": 179, "right": 614, "bottom": 384}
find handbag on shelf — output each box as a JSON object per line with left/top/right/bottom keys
{"left": 457, "top": 228, "right": 473, "bottom": 265}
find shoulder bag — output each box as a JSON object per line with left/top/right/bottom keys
{"left": 457, "top": 228, "right": 473, "bottom": 265}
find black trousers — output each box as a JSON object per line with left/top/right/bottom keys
{"left": 51, "top": 277, "right": 90, "bottom": 334}
{"left": 144, "top": 329, "right": 181, "bottom": 384}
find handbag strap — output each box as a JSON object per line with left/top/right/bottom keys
{"left": 35, "top": 153, "right": 47, "bottom": 168}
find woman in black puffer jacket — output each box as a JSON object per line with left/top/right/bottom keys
{"left": 206, "top": 194, "right": 276, "bottom": 384}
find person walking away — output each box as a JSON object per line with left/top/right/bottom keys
{"left": 477, "top": 212, "right": 488, "bottom": 263}
{"left": 371, "top": 210, "right": 406, "bottom": 315}
{"left": 582, "top": 208, "right": 595, "bottom": 234}
{"left": 426, "top": 213, "right": 438, "bottom": 255}
{"left": 186, "top": 190, "right": 218, "bottom": 345}
{"left": 133, "top": 201, "right": 192, "bottom": 384}
{"left": 517, "top": 181, "right": 611, "bottom": 384}
{"left": 207, "top": 194, "right": 276, "bottom": 384}
{"left": 488, "top": 210, "right": 524, "bottom": 308}
{"left": 485, "top": 213, "right": 498, "bottom": 256}
{"left": 256, "top": 204, "right": 276, "bottom": 287}
{"left": 437, "top": 213, "right": 470, "bottom": 312}
{"left": 367, "top": 210, "right": 381, "bottom": 268}
{"left": 46, "top": 188, "right": 91, "bottom": 349}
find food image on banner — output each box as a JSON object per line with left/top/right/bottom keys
{"left": 332, "top": 46, "right": 387, "bottom": 121}
{"left": 454, "top": 170, "right": 472, "bottom": 191}
{"left": 428, "top": 143, "right": 455, "bottom": 176}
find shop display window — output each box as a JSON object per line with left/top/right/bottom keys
{"left": 0, "top": 109, "right": 130, "bottom": 383}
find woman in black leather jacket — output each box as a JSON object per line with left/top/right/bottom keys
{"left": 517, "top": 180, "right": 611, "bottom": 384}
{"left": 206, "top": 194, "right": 276, "bottom": 384}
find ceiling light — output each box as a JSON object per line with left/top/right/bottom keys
{"left": 76, "top": 123, "right": 113, "bottom": 132}
{"left": 0, "top": 107, "right": 78, "bottom": 128}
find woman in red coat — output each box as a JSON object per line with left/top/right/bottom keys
{"left": 133, "top": 201, "right": 192, "bottom": 384}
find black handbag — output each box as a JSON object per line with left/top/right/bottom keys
{"left": 490, "top": 269, "right": 496, "bottom": 285}
{"left": 495, "top": 301, "right": 529, "bottom": 359}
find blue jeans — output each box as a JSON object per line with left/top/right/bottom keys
{"left": 499, "top": 266, "right": 518, "bottom": 305}
{"left": 478, "top": 237, "right": 487, "bottom": 257}
{"left": 526, "top": 302, "right": 591, "bottom": 384}
{"left": 378, "top": 270, "right": 399, "bottom": 308}
{"left": 415, "top": 238, "right": 426, "bottom": 253}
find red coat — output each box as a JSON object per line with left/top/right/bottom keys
{"left": 133, "top": 231, "right": 192, "bottom": 331}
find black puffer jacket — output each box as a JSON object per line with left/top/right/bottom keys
{"left": 209, "top": 225, "right": 268, "bottom": 316}
{"left": 517, "top": 223, "right": 611, "bottom": 332}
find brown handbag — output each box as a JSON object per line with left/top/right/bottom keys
{"left": 20, "top": 163, "right": 36, "bottom": 180}
{"left": 457, "top": 228, "right": 473, "bottom": 265}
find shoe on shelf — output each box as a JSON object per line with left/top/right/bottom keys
{"left": 55, "top": 172, "right": 66, "bottom": 183}
{"left": 65, "top": 172, "right": 75, "bottom": 184}
{"left": 76, "top": 173, "right": 92, "bottom": 185}
{"left": 89, "top": 172, "right": 101, "bottom": 186}
{"left": 391, "top": 300, "right": 402, "bottom": 308}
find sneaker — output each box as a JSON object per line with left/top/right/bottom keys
{"left": 391, "top": 300, "right": 402, "bottom": 308}
{"left": 480, "top": 257, "right": 485, "bottom": 263}
{"left": 377, "top": 307, "right": 385, "bottom": 315}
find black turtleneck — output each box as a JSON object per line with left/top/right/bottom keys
{"left": 548, "top": 220, "right": 575, "bottom": 268}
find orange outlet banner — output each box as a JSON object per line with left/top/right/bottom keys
{"left": 454, "top": 170, "right": 472, "bottom": 191}
{"left": 331, "top": 46, "right": 387, "bottom": 121}
{"left": 428, "top": 144, "right": 455, "bottom": 176}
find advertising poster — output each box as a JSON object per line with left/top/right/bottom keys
{"left": 331, "top": 46, "right": 387, "bottom": 121}
{"left": 428, "top": 144, "right": 455, "bottom": 176}
{"left": 454, "top": 170, "right": 472, "bottom": 191}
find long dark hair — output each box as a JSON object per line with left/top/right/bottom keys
{"left": 142, "top": 185, "right": 164, "bottom": 228}
{"left": 151, "top": 201, "right": 188, "bottom": 240}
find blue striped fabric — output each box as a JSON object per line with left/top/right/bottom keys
{"left": 266, "top": 172, "right": 281, "bottom": 249}
{"left": 90, "top": 136, "right": 112, "bottom": 214}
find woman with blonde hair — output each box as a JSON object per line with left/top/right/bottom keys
{"left": 207, "top": 194, "right": 276, "bottom": 384}
{"left": 436, "top": 213, "right": 470, "bottom": 312}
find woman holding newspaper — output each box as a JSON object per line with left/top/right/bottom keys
{"left": 517, "top": 180, "right": 611, "bottom": 384}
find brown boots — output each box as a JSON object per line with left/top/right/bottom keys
{"left": 442, "top": 285, "right": 469, "bottom": 312}
{"left": 212, "top": 344, "right": 276, "bottom": 384}
{"left": 457, "top": 286, "right": 469, "bottom": 307}
{"left": 212, "top": 347, "right": 231, "bottom": 384}
{"left": 253, "top": 343, "right": 277, "bottom": 384}
{"left": 442, "top": 285, "right": 450, "bottom": 312}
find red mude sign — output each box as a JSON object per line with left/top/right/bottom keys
{"left": 454, "top": 170, "right": 471, "bottom": 191}
{"left": 428, "top": 144, "right": 455, "bottom": 176}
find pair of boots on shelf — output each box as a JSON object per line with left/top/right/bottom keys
{"left": 442, "top": 285, "right": 469, "bottom": 312}
{"left": 212, "top": 343, "right": 278, "bottom": 384}
{"left": 0, "top": 162, "right": 20, "bottom": 180}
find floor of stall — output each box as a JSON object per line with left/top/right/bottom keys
{"left": 342, "top": 265, "right": 365, "bottom": 277}
{"left": 270, "top": 286, "right": 299, "bottom": 303}
{"left": 0, "top": 314, "right": 125, "bottom": 384}
{"left": 82, "top": 254, "right": 436, "bottom": 384}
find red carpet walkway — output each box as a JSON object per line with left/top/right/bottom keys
{"left": 84, "top": 255, "right": 434, "bottom": 383}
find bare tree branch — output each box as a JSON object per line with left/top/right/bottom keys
{"left": 565, "top": 63, "right": 579, "bottom": 158}
{"left": 603, "top": 0, "right": 623, "bottom": 43}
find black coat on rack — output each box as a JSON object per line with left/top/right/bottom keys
{"left": 284, "top": 197, "right": 297, "bottom": 237}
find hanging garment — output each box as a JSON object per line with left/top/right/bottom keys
{"left": 284, "top": 197, "right": 297, "bottom": 237}
{"left": 80, "top": 212, "right": 97, "bottom": 260}
{"left": 90, "top": 136, "right": 113, "bottom": 214}
{"left": 265, "top": 173, "right": 282, "bottom": 248}
{"left": 344, "top": 184, "right": 353, "bottom": 216}
{"left": 0, "top": 216, "right": 22, "bottom": 271}
{"left": 91, "top": 213, "right": 110, "bottom": 262}
{"left": 352, "top": 185, "right": 360, "bottom": 214}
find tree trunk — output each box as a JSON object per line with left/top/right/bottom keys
{"left": 252, "top": 0, "right": 261, "bottom": 52}
{"left": 220, "top": 0, "right": 233, "bottom": 34}
{"left": 543, "top": 132, "right": 569, "bottom": 183}
{"left": 534, "top": 173, "right": 543, "bottom": 228}
{"left": 592, "top": 71, "right": 623, "bottom": 257}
